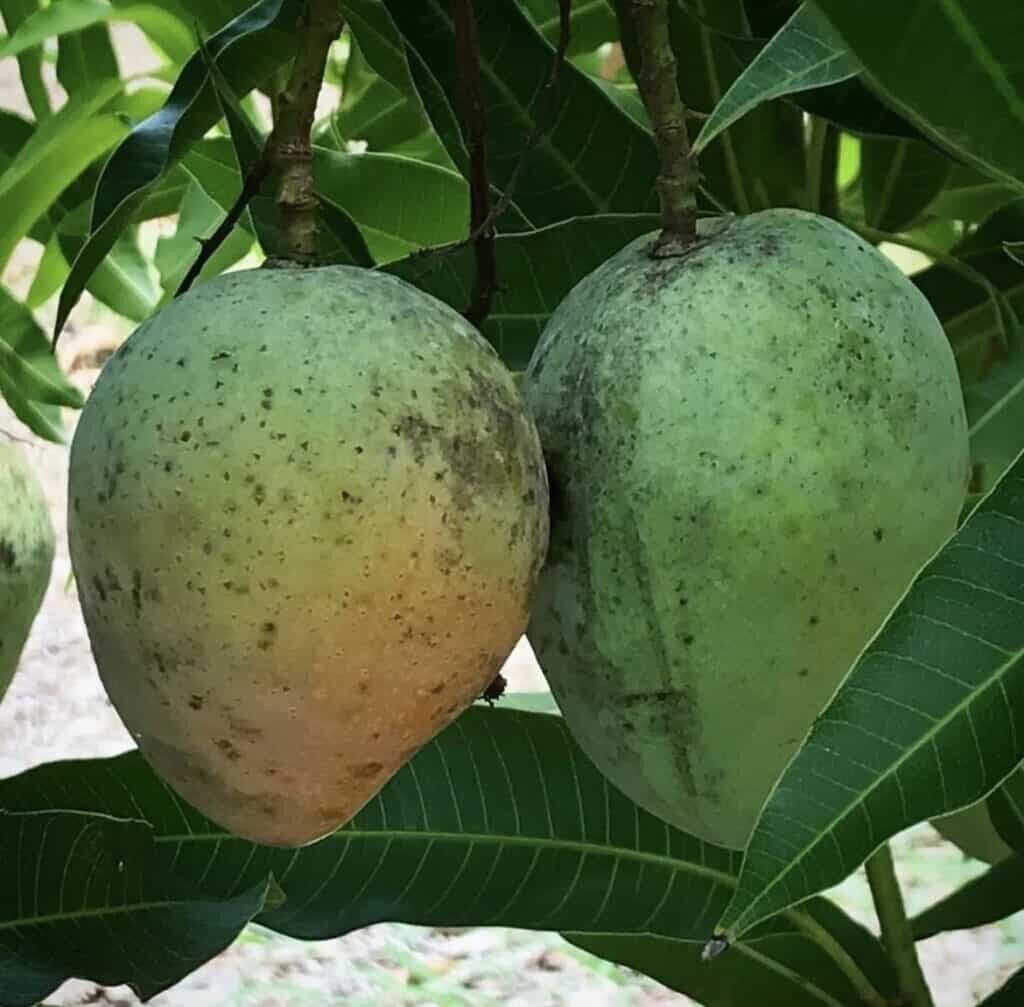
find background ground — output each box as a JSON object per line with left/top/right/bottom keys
{"left": 1, "top": 23, "right": 1022, "bottom": 1007}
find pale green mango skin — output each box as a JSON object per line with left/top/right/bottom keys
{"left": 1, "top": 442, "right": 54, "bottom": 700}
{"left": 933, "top": 801, "right": 1014, "bottom": 864}
{"left": 69, "top": 265, "right": 548, "bottom": 846}
{"left": 523, "top": 209, "right": 969, "bottom": 850}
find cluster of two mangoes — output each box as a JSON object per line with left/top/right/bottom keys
{"left": 67, "top": 209, "right": 974, "bottom": 852}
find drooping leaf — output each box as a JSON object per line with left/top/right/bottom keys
{"left": 54, "top": 0, "right": 301, "bottom": 339}
{"left": 0, "top": 0, "right": 51, "bottom": 120}
{"left": 811, "top": 1, "right": 1024, "bottom": 194}
{"left": 860, "top": 138, "right": 954, "bottom": 232}
{"left": 0, "top": 706, "right": 889, "bottom": 1006}
{"left": 0, "top": 286, "right": 82, "bottom": 440}
{"left": 928, "top": 166, "right": 1022, "bottom": 227}
{"left": 911, "top": 854, "right": 1024, "bottom": 939}
{"left": 693, "top": 3, "right": 857, "bottom": 154}
{"left": 56, "top": 19, "right": 119, "bottom": 93}
{"left": 383, "top": 0, "right": 659, "bottom": 225}
{"left": 0, "top": 80, "right": 129, "bottom": 269}
{"left": 0, "top": 0, "right": 193, "bottom": 63}
{"left": 0, "top": 810, "right": 276, "bottom": 1007}
{"left": 568, "top": 897, "right": 897, "bottom": 1007}
{"left": 716, "top": 450, "right": 1024, "bottom": 940}
{"left": 389, "top": 213, "right": 657, "bottom": 368}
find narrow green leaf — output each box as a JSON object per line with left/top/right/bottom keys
{"left": 0, "top": 285, "right": 83, "bottom": 410}
{"left": 383, "top": 0, "right": 660, "bottom": 224}
{"left": 911, "top": 854, "right": 1024, "bottom": 939}
{"left": 0, "top": 369, "right": 64, "bottom": 443}
{"left": 569, "top": 898, "right": 897, "bottom": 1007}
{"left": 54, "top": 0, "right": 301, "bottom": 339}
{"left": 0, "top": 811, "right": 275, "bottom": 1007}
{"left": 0, "top": 0, "right": 51, "bottom": 120}
{"left": 389, "top": 213, "right": 657, "bottom": 368}
{"left": 0, "top": 0, "right": 192, "bottom": 61}
{"left": 693, "top": 3, "right": 857, "bottom": 154}
{"left": 716, "top": 450, "right": 1024, "bottom": 939}
{"left": 56, "top": 21, "right": 119, "bottom": 93}
{"left": 860, "top": 138, "right": 954, "bottom": 232}
{"left": 927, "top": 166, "right": 1021, "bottom": 226}
{"left": 812, "top": 1, "right": 1024, "bottom": 194}
{"left": 980, "top": 967, "right": 1024, "bottom": 1006}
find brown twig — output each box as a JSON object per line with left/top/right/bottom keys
{"left": 453, "top": 0, "right": 496, "bottom": 327}
{"left": 269, "top": 0, "right": 345, "bottom": 265}
{"left": 623, "top": 0, "right": 699, "bottom": 254}
{"left": 176, "top": 149, "right": 272, "bottom": 297}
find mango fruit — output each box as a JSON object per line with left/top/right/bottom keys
{"left": 1, "top": 442, "right": 54, "bottom": 701}
{"left": 523, "top": 209, "right": 969, "bottom": 849}
{"left": 68, "top": 265, "right": 548, "bottom": 846}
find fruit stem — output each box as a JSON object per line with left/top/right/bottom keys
{"left": 623, "top": 0, "right": 699, "bottom": 255}
{"left": 865, "top": 843, "right": 935, "bottom": 1007}
{"left": 269, "top": 0, "right": 344, "bottom": 266}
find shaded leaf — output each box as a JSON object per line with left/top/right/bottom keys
{"left": 314, "top": 149, "right": 468, "bottom": 263}
{"left": 389, "top": 213, "right": 657, "bottom": 368}
{"left": 384, "top": 0, "right": 659, "bottom": 225}
{"left": 569, "top": 897, "right": 896, "bottom": 1006}
{"left": 0, "top": 0, "right": 51, "bottom": 120}
{"left": 520, "top": 0, "right": 617, "bottom": 55}
{"left": 56, "top": 19, "right": 119, "bottom": 93}
{"left": 0, "top": 810, "right": 275, "bottom": 1007}
{"left": 860, "top": 138, "right": 953, "bottom": 232}
{"left": 54, "top": 0, "right": 301, "bottom": 339}
{"left": 927, "top": 166, "right": 1021, "bottom": 226}
{"left": 911, "top": 854, "right": 1024, "bottom": 939}
{"left": 716, "top": 450, "right": 1024, "bottom": 939}
{"left": 812, "top": 1, "right": 1024, "bottom": 194}
{"left": 693, "top": 3, "right": 857, "bottom": 154}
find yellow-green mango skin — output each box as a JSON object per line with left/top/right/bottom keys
{"left": 1, "top": 442, "right": 54, "bottom": 700}
{"left": 69, "top": 265, "right": 549, "bottom": 847}
{"left": 523, "top": 209, "right": 969, "bottom": 850}
{"left": 932, "top": 801, "right": 1014, "bottom": 864}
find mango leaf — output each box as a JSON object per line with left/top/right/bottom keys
{"left": 0, "top": 80, "right": 129, "bottom": 270}
{"left": 56, "top": 20, "right": 119, "bottom": 93}
{"left": 914, "top": 249, "right": 1024, "bottom": 496}
{"left": 313, "top": 149, "right": 468, "bottom": 263}
{"left": 988, "top": 764, "right": 1024, "bottom": 850}
{"left": 54, "top": 0, "right": 301, "bottom": 340}
{"left": 812, "top": 1, "right": 1024, "bottom": 195}
{"left": 714, "top": 450, "right": 1024, "bottom": 940}
{"left": 616, "top": 0, "right": 806, "bottom": 214}
{"left": 0, "top": 707, "right": 891, "bottom": 1005}
{"left": 980, "top": 968, "right": 1024, "bottom": 1006}
{"left": 0, "top": 811, "right": 276, "bottom": 1007}
{"left": 693, "top": 3, "right": 857, "bottom": 154}
{"left": 0, "top": 287, "right": 81, "bottom": 441}
{"left": 568, "top": 898, "right": 897, "bottom": 1007}
{"left": 0, "top": 0, "right": 193, "bottom": 62}
{"left": 911, "top": 854, "right": 1024, "bottom": 939}
{"left": 383, "top": 0, "right": 659, "bottom": 225}
{"left": 389, "top": 213, "right": 656, "bottom": 368}
{"left": 316, "top": 36, "right": 449, "bottom": 166}
{"left": 0, "top": 0, "right": 50, "bottom": 120}
{"left": 927, "top": 166, "right": 1021, "bottom": 227}
{"left": 860, "top": 138, "right": 954, "bottom": 232}
{"left": 519, "top": 0, "right": 618, "bottom": 55}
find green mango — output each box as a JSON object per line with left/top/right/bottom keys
{"left": 69, "top": 265, "right": 548, "bottom": 847}
{"left": 523, "top": 209, "right": 969, "bottom": 849}
{"left": 1, "top": 441, "right": 54, "bottom": 700}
